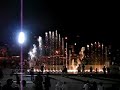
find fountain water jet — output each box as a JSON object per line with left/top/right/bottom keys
{"left": 27, "top": 31, "right": 111, "bottom": 74}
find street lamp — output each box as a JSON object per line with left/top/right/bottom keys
{"left": 18, "top": 31, "right": 25, "bottom": 90}
{"left": 18, "top": 32, "right": 25, "bottom": 44}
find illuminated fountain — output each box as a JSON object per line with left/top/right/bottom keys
{"left": 46, "top": 30, "right": 65, "bottom": 72}
{"left": 67, "top": 47, "right": 85, "bottom": 73}
{"left": 83, "top": 42, "right": 111, "bottom": 72}
{"left": 28, "top": 30, "right": 65, "bottom": 72}
{"left": 27, "top": 30, "right": 111, "bottom": 73}
{"left": 38, "top": 36, "right": 43, "bottom": 56}
{"left": 28, "top": 36, "right": 43, "bottom": 69}
{"left": 28, "top": 44, "right": 37, "bottom": 68}
{"left": 27, "top": 30, "right": 70, "bottom": 73}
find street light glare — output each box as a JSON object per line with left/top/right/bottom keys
{"left": 18, "top": 32, "right": 25, "bottom": 44}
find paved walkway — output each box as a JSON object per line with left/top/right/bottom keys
{"left": 1, "top": 68, "right": 120, "bottom": 90}
{"left": 67, "top": 75, "right": 120, "bottom": 89}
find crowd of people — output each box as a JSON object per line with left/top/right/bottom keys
{"left": 0, "top": 60, "right": 119, "bottom": 90}
{"left": 77, "top": 64, "right": 111, "bottom": 74}
{"left": 0, "top": 79, "right": 27, "bottom": 90}
{"left": 0, "top": 72, "right": 51, "bottom": 90}
{"left": 83, "top": 80, "right": 104, "bottom": 90}
{"left": 33, "top": 72, "right": 51, "bottom": 90}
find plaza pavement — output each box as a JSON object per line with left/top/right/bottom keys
{"left": 0, "top": 68, "right": 120, "bottom": 90}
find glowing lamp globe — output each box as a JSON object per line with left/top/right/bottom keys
{"left": 18, "top": 32, "right": 25, "bottom": 44}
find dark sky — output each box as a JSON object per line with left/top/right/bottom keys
{"left": 0, "top": 0, "right": 119, "bottom": 48}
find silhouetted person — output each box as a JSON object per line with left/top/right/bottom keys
{"left": 44, "top": 72, "right": 51, "bottom": 90}
{"left": 41, "top": 65, "right": 44, "bottom": 74}
{"left": 103, "top": 66, "right": 106, "bottom": 75}
{"left": 22, "top": 80, "right": 27, "bottom": 89}
{"left": 2, "top": 79, "right": 14, "bottom": 90}
{"left": 30, "top": 67, "right": 34, "bottom": 81}
{"left": 63, "top": 66, "right": 68, "bottom": 76}
{"left": 15, "top": 74, "right": 20, "bottom": 85}
{"left": 82, "top": 64, "right": 85, "bottom": 73}
{"left": 62, "top": 66, "right": 67, "bottom": 76}
{"left": 95, "top": 68, "right": 98, "bottom": 74}
{"left": 90, "top": 66, "right": 93, "bottom": 73}
{"left": 22, "top": 80, "right": 26, "bottom": 87}
{"left": 34, "top": 72, "right": 43, "bottom": 90}
{"left": 62, "top": 66, "right": 65, "bottom": 74}
{"left": 64, "top": 66, "right": 67, "bottom": 73}
{"left": 77, "top": 64, "right": 81, "bottom": 74}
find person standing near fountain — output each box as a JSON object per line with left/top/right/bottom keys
{"left": 90, "top": 66, "right": 93, "bottom": 73}
{"left": 102, "top": 66, "right": 106, "bottom": 75}
{"left": 43, "top": 72, "right": 51, "bottom": 90}
{"left": 82, "top": 64, "right": 85, "bottom": 73}
{"left": 77, "top": 64, "right": 81, "bottom": 74}
{"left": 15, "top": 74, "right": 20, "bottom": 85}
{"left": 30, "top": 67, "right": 34, "bottom": 81}
{"left": 34, "top": 72, "right": 43, "bottom": 90}
{"left": 62, "top": 66, "right": 68, "bottom": 76}
{"left": 95, "top": 68, "right": 98, "bottom": 73}
{"left": 41, "top": 64, "right": 44, "bottom": 74}
{"left": 64, "top": 66, "right": 68, "bottom": 76}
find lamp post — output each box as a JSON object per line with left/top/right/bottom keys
{"left": 18, "top": 31, "right": 25, "bottom": 90}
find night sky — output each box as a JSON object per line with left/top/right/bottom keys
{"left": 0, "top": 0, "right": 119, "bottom": 51}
